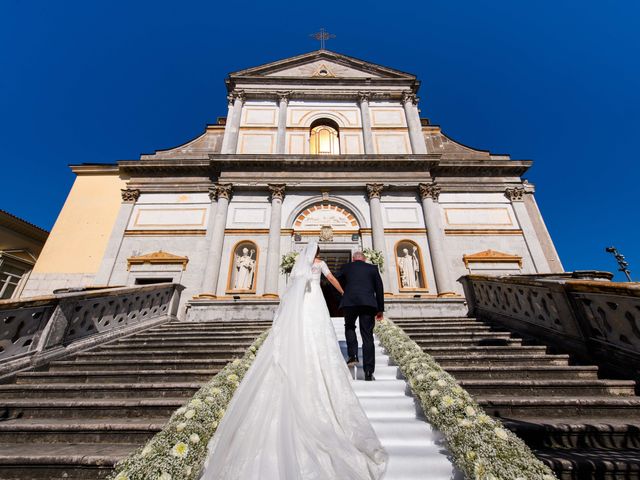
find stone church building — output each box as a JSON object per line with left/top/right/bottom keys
{"left": 23, "top": 50, "right": 563, "bottom": 320}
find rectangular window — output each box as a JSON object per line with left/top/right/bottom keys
{"left": 0, "top": 264, "right": 27, "bottom": 299}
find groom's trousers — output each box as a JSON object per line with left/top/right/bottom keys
{"left": 343, "top": 306, "right": 376, "bottom": 374}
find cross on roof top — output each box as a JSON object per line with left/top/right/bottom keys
{"left": 310, "top": 28, "right": 335, "bottom": 49}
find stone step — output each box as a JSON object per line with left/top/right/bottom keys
{"left": 477, "top": 396, "right": 640, "bottom": 419}
{"left": 128, "top": 333, "right": 261, "bottom": 341}
{"left": 405, "top": 331, "right": 514, "bottom": 341}
{"left": 153, "top": 322, "right": 271, "bottom": 331}
{"left": 0, "top": 418, "right": 165, "bottom": 444}
{"left": 357, "top": 396, "right": 423, "bottom": 420}
{"left": 392, "top": 317, "right": 477, "bottom": 323}
{"left": 415, "top": 337, "right": 521, "bottom": 348}
{"left": 0, "top": 382, "right": 200, "bottom": 399}
{"left": 435, "top": 353, "right": 570, "bottom": 367}
{"left": 535, "top": 448, "right": 640, "bottom": 480}
{"left": 443, "top": 365, "right": 599, "bottom": 380}
{"left": 0, "top": 443, "right": 134, "bottom": 480}
{"left": 17, "top": 367, "right": 215, "bottom": 384}
{"left": 74, "top": 349, "right": 245, "bottom": 360}
{"left": 99, "top": 340, "right": 255, "bottom": 349}
{"left": 0, "top": 398, "right": 186, "bottom": 420}
{"left": 49, "top": 358, "right": 230, "bottom": 371}
{"left": 459, "top": 379, "right": 636, "bottom": 397}
{"left": 423, "top": 345, "right": 548, "bottom": 355}
{"left": 501, "top": 418, "right": 640, "bottom": 450}
{"left": 396, "top": 325, "right": 491, "bottom": 332}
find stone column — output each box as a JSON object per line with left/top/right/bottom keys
{"left": 199, "top": 188, "right": 218, "bottom": 292}
{"left": 505, "top": 186, "right": 550, "bottom": 272}
{"left": 366, "top": 183, "right": 392, "bottom": 294}
{"left": 200, "top": 184, "right": 233, "bottom": 296}
{"left": 264, "top": 184, "right": 286, "bottom": 298}
{"left": 93, "top": 188, "right": 140, "bottom": 286}
{"left": 221, "top": 91, "right": 245, "bottom": 154}
{"left": 275, "top": 92, "right": 290, "bottom": 154}
{"left": 418, "top": 183, "right": 456, "bottom": 296}
{"left": 358, "top": 92, "right": 375, "bottom": 154}
{"left": 402, "top": 92, "right": 428, "bottom": 154}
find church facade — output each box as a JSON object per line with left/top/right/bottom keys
{"left": 23, "top": 50, "right": 563, "bottom": 319}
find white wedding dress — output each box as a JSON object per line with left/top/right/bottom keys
{"left": 202, "top": 243, "right": 388, "bottom": 480}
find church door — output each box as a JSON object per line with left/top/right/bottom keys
{"left": 319, "top": 250, "right": 351, "bottom": 317}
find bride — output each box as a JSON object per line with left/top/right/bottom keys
{"left": 202, "top": 242, "right": 388, "bottom": 479}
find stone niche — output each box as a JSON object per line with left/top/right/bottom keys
{"left": 227, "top": 240, "right": 259, "bottom": 294}
{"left": 394, "top": 240, "right": 428, "bottom": 291}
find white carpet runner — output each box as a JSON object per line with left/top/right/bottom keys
{"left": 331, "top": 318, "right": 459, "bottom": 480}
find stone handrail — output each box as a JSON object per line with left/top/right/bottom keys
{"left": 459, "top": 274, "right": 640, "bottom": 381}
{"left": 0, "top": 283, "right": 184, "bottom": 377}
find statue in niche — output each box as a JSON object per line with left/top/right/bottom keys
{"left": 397, "top": 245, "right": 421, "bottom": 289}
{"left": 234, "top": 247, "right": 256, "bottom": 290}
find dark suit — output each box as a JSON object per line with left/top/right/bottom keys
{"left": 336, "top": 261, "right": 384, "bottom": 374}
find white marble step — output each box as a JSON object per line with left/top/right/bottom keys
{"left": 330, "top": 317, "right": 458, "bottom": 480}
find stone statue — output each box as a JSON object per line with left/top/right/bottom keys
{"left": 397, "top": 246, "right": 420, "bottom": 288}
{"left": 234, "top": 247, "right": 256, "bottom": 290}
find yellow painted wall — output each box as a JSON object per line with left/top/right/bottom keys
{"left": 33, "top": 173, "right": 126, "bottom": 273}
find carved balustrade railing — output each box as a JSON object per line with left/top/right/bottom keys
{"left": 460, "top": 274, "right": 640, "bottom": 381}
{"left": 0, "top": 283, "right": 184, "bottom": 376}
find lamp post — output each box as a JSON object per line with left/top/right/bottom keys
{"left": 605, "top": 246, "right": 632, "bottom": 281}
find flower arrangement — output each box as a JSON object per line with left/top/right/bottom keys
{"left": 374, "top": 319, "right": 558, "bottom": 480}
{"left": 109, "top": 330, "right": 269, "bottom": 480}
{"left": 280, "top": 251, "right": 299, "bottom": 275}
{"left": 363, "top": 248, "right": 384, "bottom": 273}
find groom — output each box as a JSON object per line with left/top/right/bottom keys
{"left": 336, "top": 251, "right": 384, "bottom": 381}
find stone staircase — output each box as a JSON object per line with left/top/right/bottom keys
{"left": 0, "top": 320, "right": 271, "bottom": 480}
{"left": 393, "top": 316, "right": 640, "bottom": 480}
{"left": 331, "top": 318, "right": 459, "bottom": 480}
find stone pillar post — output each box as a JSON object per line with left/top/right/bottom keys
{"left": 505, "top": 186, "right": 550, "bottom": 272}
{"left": 358, "top": 92, "right": 375, "bottom": 154}
{"left": 366, "top": 183, "right": 392, "bottom": 294}
{"left": 275, "top": 92, "right": 290, "bottom": 154}
{"left": 402, "top": 92, "right": 428, "bottom": 154}
{"left": 221, "top": 91, "right": 245, "bottom": 154}
{"left": 93, "top": 188, "right": 140, "bottom": 285}
{"left": 418, "top": 183, "right": 456, "bottom": 296}
{"left": 199, "top": 188, "right": 219, "bottom": 291}
{"left": 264, "top": 184, "right": 286, "bottom": 298}
{"left": 200, "top": 184, "right": 233, "bottom": 296}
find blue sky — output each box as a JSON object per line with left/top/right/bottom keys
{"left": 1, "top": 1, "right": 638, "bottom": 280}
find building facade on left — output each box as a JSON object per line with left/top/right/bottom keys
{"left": 0, "top": 210, "right": 48, "bottom": 299}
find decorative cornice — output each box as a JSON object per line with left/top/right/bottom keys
{"left": 268, "top": 183, "right": 286, "bottom": 201}
{"left": 215, "top": 183, "right": 233, "bottom": 200}
{"left": 463, "top": 249, "right": 523, "bottom": 268}
{"left": 121, "top": 188, "right": 140, "bottom": 202}
{"left": 366, "top": 183, "right": 384, "bottom": 199}
{"left": 418, "top": 182, "right": 441, "bottom": 201}
{"left": 127, "top": 250, "right": 189, "bottom": 270}
{"left": 505, "top": 186, "right": 526, "bottom": 202}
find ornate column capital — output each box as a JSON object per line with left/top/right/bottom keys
{"left": 227, "top": 90, "right": 245, "bottom": 105}
{"left": 276, "top": 91, "right": 291, "bottom": 104}
{"left": 268, "top": 184, "right": 286, "bottom": 201}
{"left": 402, "top": 92, "right": 418, "bottom": 105}
{"left": 418, "top": 182, "right": 441, "bottom": 201}
{"left": 121, "top": 188, "right": 140, "bottom": 203}
{"left": 207, "top": 187, "right": 218, "bottom": 202}
{"left": 357, "top": 91, "right": 371, "bottom": 105}
{"left": 214, "top": 183, "right": 233, "bottom": 201}
{"left": 366, "top": 183, "right": 384, "bottom": 199}
{"left": 505, "top": 186, "right": 525, "bottom": 202}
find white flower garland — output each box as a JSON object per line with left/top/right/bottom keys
{"left": 110, "top": 330, "right": 269, "bottom": 480}
{"left": 363, "top": 248, "right": 384, "bottom": 272}
{"left": 374, "top": 319, "right": 558, "bottom": 480}
{"left": 280, "top": 251, "right": 299, "bottom": 275}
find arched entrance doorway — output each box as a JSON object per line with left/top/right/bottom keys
{"left": 291, "top": 202, "right": 363, "bottom": 316}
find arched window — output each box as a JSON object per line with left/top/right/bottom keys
{"left": 310, "top": 119, "right": 340, "bottom": 155}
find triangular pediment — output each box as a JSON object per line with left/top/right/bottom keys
{"left": 230, "top": 50, "right": 415, "bottom": 80}
{"left": 462, "top": 249, "right": 523, "bottom": 267}
{"left": 127, "top": 250, "right": 189, "bottom": 270}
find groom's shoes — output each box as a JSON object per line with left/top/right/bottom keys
{"left": 346, "top": 356, "right": 359, "bottom": 366}
{"left": 364, "top": 371, "right": 375, "bottom": 381}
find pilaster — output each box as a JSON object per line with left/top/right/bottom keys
{"left": 264, "top": 184, "right": 286, "bottom": 297}
{"left": 402, "top": 92, "right": 428, "bottom": 154}
{"left": 221, "top": 91, "right": 245, "bottom": 154}
{"left": 275, "top": 92, "right": 290, "bottom": 154}
{"left": 358, "top": 92, "right": 375, "bottom": 154}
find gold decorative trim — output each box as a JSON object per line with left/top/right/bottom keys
{"left": 463, "top": 249, "right": 523, "bottom": 268}
{"left": 127, "top": 250, "right": 189, "bottom": 271}
{"left": 445, "top": 229, "right": 523, "bottom": 236}
{"left": 125, "top": 229, "right": 207, "bottom": 236}
{"left": 293, "top": 229, "right": 361, "bottom": 236}
{"left": 384, "top": 228, "right": 427, "bottom": 234}
{"left": 360, "top": 228, "right": 372, "bottom": 234}
{"left": 225, "top": 229, "right": 270, "bottom": 235}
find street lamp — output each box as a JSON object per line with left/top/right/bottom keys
{"left": 605, "top": 246, "right": 632, "bottom": 281}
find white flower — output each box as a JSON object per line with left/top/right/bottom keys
{"left": 185, "top": 466, "right": 192, "bottom": 476}
{"left": 190, "top": 399, "right": 202, "bottom": 408}
{"left": 430, "top": 406, "right": 438, "bottom": 415}
{"left": 211, "top": 420, "right": 219, "bottom": 429}
{"left": 436, "top": 379, "right": 447, "bottom": 387}
{"left": 465, "top": 406, "right": 476, "bottom": 417}
{"left": 158, "top": 473, "right": 172, "bottom": 480}
{"left": 232, "top": 359, "right": 241, "bottom": 366}
{"left": 114, "top": 473, "right": 129, "bottom": 480}
{"left": 176, "top": 407, "right": 187, "bottom": 415}
{"left": 141, "top": 444, "right": 153, "bottom": 457}
{"left": 427, "top": 371, "right": 439, "bottom": 379}
{"left": 466, "top": 451, "right": 477, "bottom": 461}
{"left": 227, "top": 374, "right": 239, "bottom": 382}
{"left": 430, "top": 389, "right": 440, "bottom": 397}
{"left": 184, "top": 409, "right": 195, "bottom": 419}
{"left": 494, "top": 427, "right": 509, "bottom": 441}
{"left": 189, "top": 433, "right": 200, "bottom": 444}
{"left": 458, "top": 419, "right": 472, "bottom": 428}
{"left": 171, "top": 441, "right": 189, "bottom": 458}
{"left": 205, "top": 396, "right": 215, "bottom": 404}
{"left": 416, "top": 374, "right": 425, "bottom": 381}
{"left": 478, "top": 414, "right": 492, "bottom": 425}
{"left": 441, "top": 396, "right": 455, "bottom": 408}
{"left": 217, "top": 408, "right": 226, "bottom": 417}
{"left": 210, "top": 387, "right": 222, "bottom": 395}
{"left": 176, "top": 422, "right": 187, "bottom": 432}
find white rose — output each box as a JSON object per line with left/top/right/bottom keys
{"left": 205, "top": 396, "right": 215, "bottom": 403}
{"left": 184, "top": 409, "right": 195, "bottom": 419}
{"left": 176, "top": 422, "right": 187, "bottom": 432}
{"left": 158, "top": 473, "right": 172, "bottom": 480}
{"left": 141, "top": 445, "right": 153, "bottom": 457}
{"left": 190, "top": 399, "right": 202, "bottom": 408}
{"left": 176, "top": 407, "right": 187, "bottom": 415}
{"left": 494, "top": 427, "right": 509, "bottom": 441}
{"left": 114, "top": 473, "right": 129, "bottom": 480}
{"left": 436, "top": 379, "right": 447, "bottom": 387}
{"left": 430, "top": 389, "right": 440, "bottom": 397}
{"left": 465, "top": 406, "right": 476, "bottom": 417}
{"left": 430, "top": 406, "right": 438, "bottom": 415}
{"left": 189, "top": 433, "right": 200, "bottom": 444}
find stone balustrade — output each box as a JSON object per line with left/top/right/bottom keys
{"left": 459, "top": 273, "right": 640, "bottom": 381}
{"left": 0, "top": 283, "right": 184, "bottom": 376}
